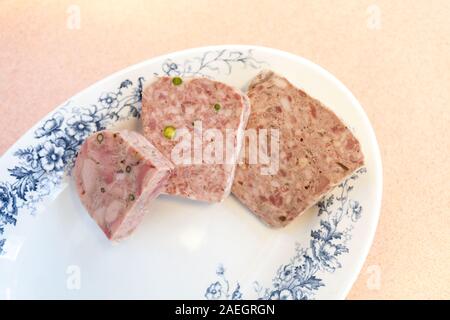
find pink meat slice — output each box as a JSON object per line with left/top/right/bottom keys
{"left": 232, "top": 70, "right": 365, "bottom": 227}
{"left": 141, "top": 77, "right": 250, "bottom": 202}
{"left": 73, "top": 130, "right": 173, "bottom": 241}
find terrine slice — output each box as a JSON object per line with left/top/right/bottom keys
{"left": 73, "top": 130, "right": 173, "bottom": 241}
{"left": 232, "top": 70, "right": 365, "bottom": 227}
{"left": 141, "top": 76, "right": 250, "bottom": 203}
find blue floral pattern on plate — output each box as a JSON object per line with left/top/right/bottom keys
{"left": 205, "top": 168, "right": 366, "bottom": 300}
{"left": 0, "top": 78, "right": 144, "bottom": 255}
{"left": 161, "top": 49, "right": 267, "bottom": 77}
{"left": 205, "top": 264, "right": 243, "bottom": 300}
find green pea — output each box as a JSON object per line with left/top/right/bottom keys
{"left": 213, "top": 103, "right": 221, "bottom": 112}
{"left": 163, "top": 126, "right": 176, "bottom": 139}
{"left": 172, "top": 77, "right": 183, "bottom": 86}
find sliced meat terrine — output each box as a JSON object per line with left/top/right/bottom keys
{"left": 142, "top": 76, "right": 250, "bottom": 202}
{"left": 73, "top": 130, "right": 173, "bottom": 241}
{"left": 232, "top": 70, "right": 364, "bottom": 227}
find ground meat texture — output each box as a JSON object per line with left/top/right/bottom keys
{"left": 232, "top": 70, "right": 364, "bottom": 227}
{"left": 73, "top": 130, "right": 173, "bottom": 241}
{"left": 141, "top": 77, "right": 250, "bottom": 202}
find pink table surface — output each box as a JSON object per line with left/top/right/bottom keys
{"left": 1, "top": 0, "right": 449, "bottom": 299}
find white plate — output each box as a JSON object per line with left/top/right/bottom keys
{"left": 0, "top": 45, "right": 382, "bottom": 299}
